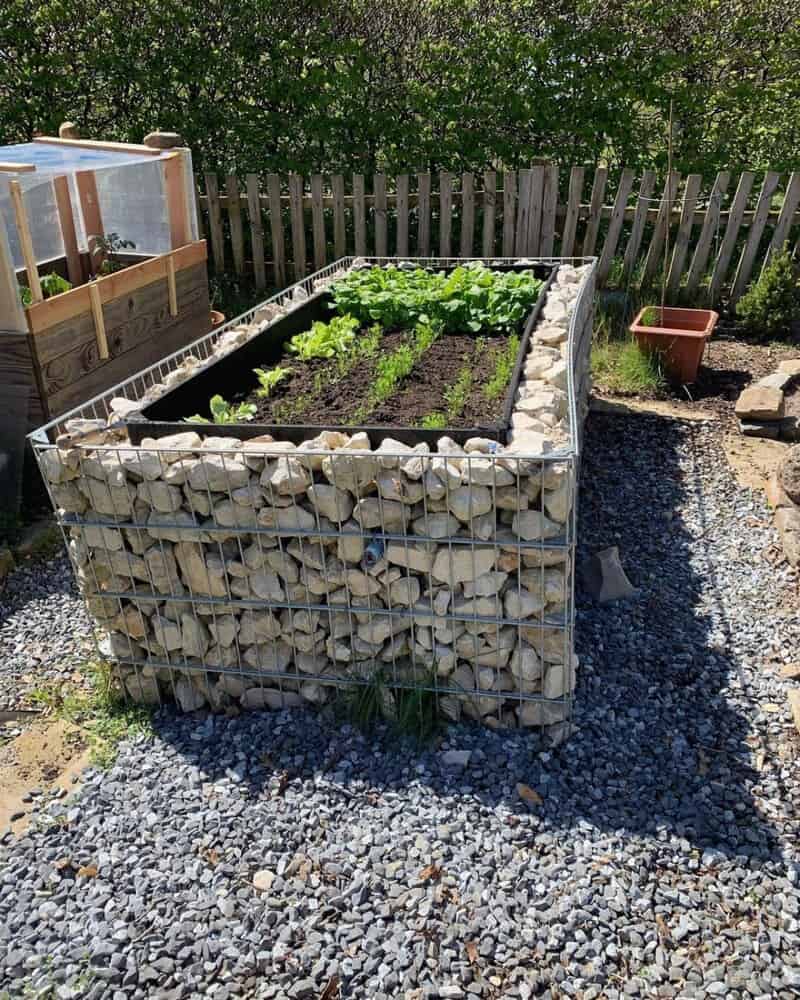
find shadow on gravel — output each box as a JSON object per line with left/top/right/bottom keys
{"left": 145, "top": 411, "right": 781, "bottom": 862}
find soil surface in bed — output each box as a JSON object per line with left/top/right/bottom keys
{"left": 235, "top": 327, "right": 517, "bottom": 429}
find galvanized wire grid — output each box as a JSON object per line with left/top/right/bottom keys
{"left": 30, "top": 257, "right": 596, "bottom": 728}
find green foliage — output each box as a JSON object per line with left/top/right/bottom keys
{"left": 336, "top": 670, "right": 440, "bottom": 745}
{"left": 254, "top": 365, "right": 291, "bottom": 398}
{"left": 736, "top": 247, "right": 799, "bottom": 340}
{"left": 592, "top": 337, "right": 666, "bottom": 396}
{"left": 358, "top": 318, "right": 443, "bottom": 417}
{"left": 484, "top": 334, "right": 521, "bottom": 400}
{"left": 30, "top": 660, "right": 152, "bottom": 768}
{"left": 639, "top": 306, "right": 664, "bottom": 327}
{"left": 288, "top": 314, "right": 359, "bottom": 360}
{"left": 186, "top": 394, "right": 256, "bottom": 424}
{"left": 19, "top": 272, "right": 72, "bottom": 307}
{"left": 420, "top": 411, "right": 447, "bottom": 429}
{"left": 94, "top": 233, "right": 136, "bottom": 275}
{"left": 1, "top": 1, "right": 796, "bottom": 178}
{"left": 332, "top": 265, "right": 543, "bottom": 335}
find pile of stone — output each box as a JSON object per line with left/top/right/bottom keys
{"left": 34, "top": 262, "right": 594, "bottom": 737}
{"left": 735, "top": 359, "right": 800, "bottom": 440}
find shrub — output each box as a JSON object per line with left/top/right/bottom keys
{"left": 736, "top": 247, "right": 799, "bottom": 340}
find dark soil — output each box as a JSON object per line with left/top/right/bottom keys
{"left": 239, "top": 328, "right": 515, "bottom": 429}
{"left": 676, "top": 329, "right": 799, "bottom": 423}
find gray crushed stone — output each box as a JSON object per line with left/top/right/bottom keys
{"left": 0, "top": 553, "right": 92, "bottom": 714}
{"left": 0, "top": 414, "right": 798, "bottom": 999}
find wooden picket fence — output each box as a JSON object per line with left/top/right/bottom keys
{"left": 196, "top": 165, "right": 800, "bottom": 305}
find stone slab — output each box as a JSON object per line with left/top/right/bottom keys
{"left": 735, "top": 385, "right": 784, "bottom": 421}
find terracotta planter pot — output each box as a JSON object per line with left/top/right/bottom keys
{"left": 210, "top": 309, "right": 226, "bottom": 329}
{"left": 630, "top": 306, "right": 718, "bottom": 384}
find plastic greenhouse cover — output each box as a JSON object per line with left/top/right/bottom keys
{"left": 0, "top": 142, "right": 170, "bottom": 175}
{"left": 0, "top": 150, "right": 175, "bottom": 269}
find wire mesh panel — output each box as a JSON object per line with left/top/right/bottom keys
{"left": 30, "top": 256, "right": 595, "bottom": 736}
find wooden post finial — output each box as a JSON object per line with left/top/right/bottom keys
{"left": 143, "top": 131, "right": 183, "bottom": 150}
{"left": 59, "top": 121, "right": 80, "bottom": 139}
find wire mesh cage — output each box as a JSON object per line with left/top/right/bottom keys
{"left": 29, "top": 256, "right": 595, "bottom": 736}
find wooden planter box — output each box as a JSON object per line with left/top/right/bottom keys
{"left": 4, "top": 240, "right": 210, "bottom": 429}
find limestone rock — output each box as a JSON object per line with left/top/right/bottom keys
{"left": 447, "top": 485, "right": 493, "bottom": 522}
{"left": 307, "top": 484, "right": 353, "bottom": 523}
{"left": 431, "top": 546, "right": 495, "bottom": 585}
{"left": 512, "top": 510, "right": 561, "bottom": 541}
{"left": 176, "top": 676, "right": 206, "bottom": 712}
{"left": 779, "top": 446, "right": 800, "bottom": 504}
{"left": 175, "top": 541, "right": 228, "bottom": 597}
{"left": 735, "top": 385, "right": 784, "bottom": 421}
{"left": 187, "top": 454, "right": 250, "bottom": 492}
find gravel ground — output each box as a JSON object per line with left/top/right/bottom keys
{"left": 0, "top": 553, "right": 93, "bottom": 715}
{"left": 1, "top": 413, "right": 799, "bottom": 1000}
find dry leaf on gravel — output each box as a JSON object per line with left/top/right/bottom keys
{"left": 516, "top": 782, "right": 543, "bottom": 806}
{"left": 419, "top": 864, "right": 442, "bottom": 882}
{"left": 76, "top": 865, "right": 98, "bottom": 878}
{"left": 466, "top": 940, "right": 479, "bottom": 966}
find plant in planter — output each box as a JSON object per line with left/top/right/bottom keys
{"left": 629, "top": 305, "right": 718, "bottom": 384}
{"left": 19, "top": 271, "right": 72, "bottom": 306}
{"left": 186, "top": 394, "right": 256, "bottom": 424}
{"left": 253, "top": 366, "right": 291, "bottom": 398}
{"left": 92, "top": 232, "right": 136, "bottom": 275}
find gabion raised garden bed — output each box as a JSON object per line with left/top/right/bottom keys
{"left": 29, "top": 256, "right": 595, "bottom": 739}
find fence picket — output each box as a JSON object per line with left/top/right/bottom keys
{"left": 666, "top": 173, "right": 702, "bottom": 297}
{"left": 763, "top": 172, "right": 800, "bottom": 273}
{"left": 709, "top": 171, "right": 755, "bottom": 305}
{"left": 396, "top": 175, "right": 409, "bottom": 256}
{"left": 225, "top": 174, "right": 245, "bottom": 276}
{"left": 288, "top": 173, "right": 306, "bottom": 280}
{"left": 642, "top": 171, "right": 680, "bottom": 285}
{"left": 515, "top": 169, "right": 532, "bottom": 256}
{"left": 540, "top": 164, "right": 558, "bottom": 257}
{"left": 266, "top": 173, "right": 286, "bottom": 287}
{"left": 310, "top": 174, "right": 326, "bottom": 270}
{"left": 460, "top": 172, "right": 475, "bottom": 258}
{"left": 502, "top": 171, "right": 516, "bottom": 256}
{"left": 482, "top": 170, "right": 496, "bottom": 257}
{"left": 417, "top": 172, "right": 431, "bottom": 255}
{"left": 204, "top": 172, "right": 224, "bottom": 273}
{"left": 439, "top": 171, "right": 453, "bottom": 256}
{"left": 331, "top": 175, "right": 346, "bottom": 258}
{"left": 560, "top": 166, "right": 584, "bottom": 258}
{"left": 621, "top": 169, "right": 656, "bottom": 282}
{"left": 582, "top": 167, "right": 608, "bottom": 257}
{"left": 528, "top": 165, "right": 544, "bottom": 254}
{"left": 730, "top": 171, "right": 781, "bottom": 304}
{"left": 246, "top": 174, "right": 266, "bottom": 291}
{"left": 353, "top": 174, "right": 366, "bottom": 256}
{"left": 596, "top": 167, "right": 635, "bottom": 287}
{"left": 685, "top": 171, "right": 730, "bottom": 297}
{"left": 374, "top": 173, "right": 388, "bottom": 257}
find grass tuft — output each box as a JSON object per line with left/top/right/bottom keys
{"left": 592, "top": 337, "right": 666, "bottom": 396}
{"left": 335, "top": 668, "right": 440, "bottom": 745}
{"left": 484, "top": 333, "right": 520, "bottom": 400}
{"left": 30, "top": 660, "right": 153, "bottom": 768}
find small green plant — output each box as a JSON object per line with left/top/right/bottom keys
{"left": 373, "top": 343, "right": 415, "bottom": 398}
{"left": 336, "top": 670, "right": 440, "bottom": 745}
{"left": 19, "top": 271, "right": 72, "bottom": 306}
{"left": 592, "top": 336, "right": 666, "bottom": 395}
{"left": 421, "top": 411, "right": 447, "bottom": 429}
{"left": 186, "top": 394, "right": 257, "bottom": 424}
{"left": 484, "top": 333, "right": 521, "bottom": 400}
{"left": 30, "top": 660, "right": 152, "bottom": 768}
{"left": 639, "top": 305, "right": 664, "bottom": 327}
{"left": 288, "top": 313, "right": 359, "bottom": 360}
{"left": 253, "top": 365, "right": 291, "bottom": 398}
{"left": 736, "top": 246, "right": 799, "bottom": 340}
{"left": 93, "top": 232, "right": 136, "bottom": 275}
